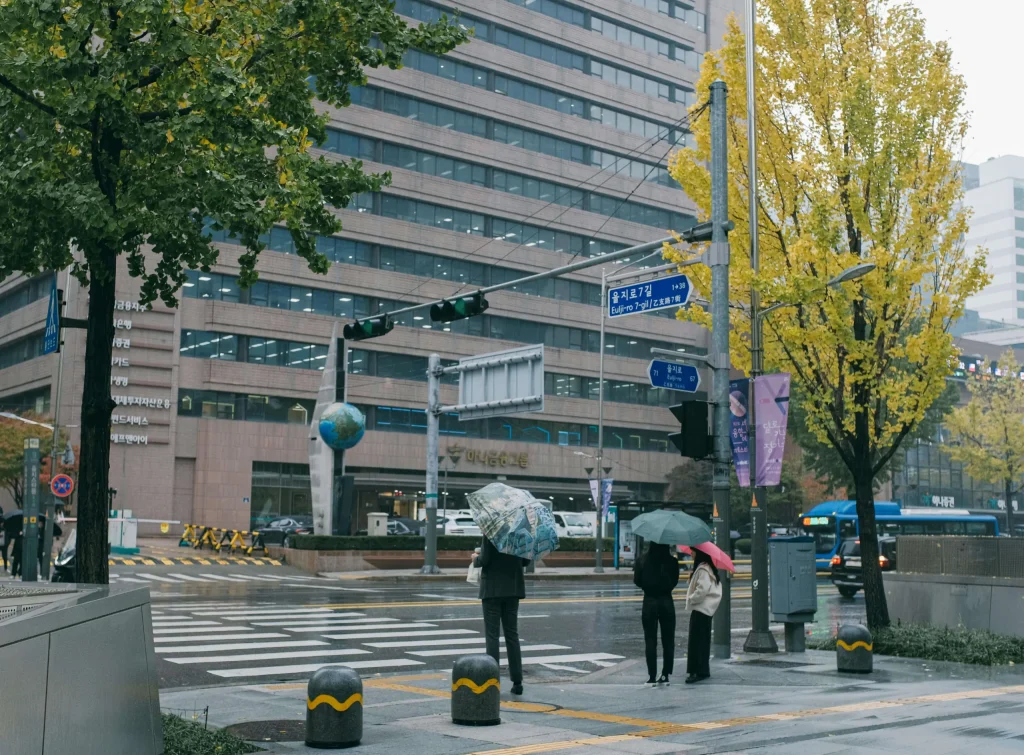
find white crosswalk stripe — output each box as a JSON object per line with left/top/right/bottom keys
{"left": 199, "top": 573, "right": 249, "bottom": 583}
{"left": 514, "top": 653, "right": 623, "bottom": 667}
{"left": 192, "top": 608, "right": 340, "bottom": 617}
{"left": 157, "top": 640, "right": 328, "bottom": 654}
{"left": 281, "top": 623, "right": 437, "bottom": 633}
{"left": 322, "top": 629, "right": 477, "bottom": 640}
{"left": 152, "top": 626, "right": 254, "bottom": 635}
{"left": 137, "top": 573, "right": 181, "bottom": 584}
{"left": 152, "top": 620, "right": 221, "bottom": 628}
{"left": 221, "top": 612, "right": 365, "bottom": 623}
{"left": 407, "top": 644, "right": 569, "bottom": 657}
{"left": 364, "top": 637, "right": 505, "bottom": 649}
{"left": 166, "top": 648, "right": 371, "bottom": 664}
{"left": 168, "top": 573, "right": 218, "bottom": 583}
{"left": 251, "top": 617, "right": 395, "bottom": 627}
{"left": 208, "top": 658, "right": 424, "bottom": 678}
{"left": 153, "top": 632, "right": 288, "bottom": 643}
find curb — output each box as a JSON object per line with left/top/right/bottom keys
{"left": 316, "top": 571, "right": 637, "bottom": 583}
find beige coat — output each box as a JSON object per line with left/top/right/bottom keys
{"left": 685, "top": 563, "right": 722, "bottom": 616}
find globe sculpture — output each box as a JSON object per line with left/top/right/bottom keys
{"left": 318, "top": 402, "right": 366, "bottom": 451}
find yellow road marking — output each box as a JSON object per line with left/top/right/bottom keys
{"left": 216, "top": 559, "right": 229, "bottom": 565}
{"left": 268, "top": 559, "right": 281, "bottom": 565}
{"left": 250, "top": 558, "right": 264, "bottom": 565}
{"left": 197, "top": 558, "right": 210, "bottom": 565}
{"left": 159, "top": 558, "right": 174, "bottom": 566}
{"left": 140, "top": 558, "right": 156, "bottom": 565}
{"left": 452, "top": 678, "right": 500, "bottom": 694}
{"left": 307, "top": 692, "right": 362, "bottom": 712}
{"left": 122, "top": 559, "right": 135, "bottom": 566}
{"left": 180, "top": 559, "right": 192, "bottom": 565}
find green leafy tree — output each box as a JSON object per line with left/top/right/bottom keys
{"left": 946, "top": 352, "right": 1024, "bottom": 535}
{"left": 0, "top": 415, "right": 72, "bottom": 509}
{"left": 0, "top": 0, "right": 467, "bottom": 583}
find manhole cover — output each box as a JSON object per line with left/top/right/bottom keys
{"left": 223, "top": 719, "right": 305, "bottom": 742}
{"left": 738, "top": 659, "right": 814, "bottom": 669}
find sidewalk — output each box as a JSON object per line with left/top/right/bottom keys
{"left": 161, "top": 650, "right": 1024, "bottom": 754}
{"left": 319, "top": 566, "right": 752, "bottom": 582}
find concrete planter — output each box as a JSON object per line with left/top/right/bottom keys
{"left": 269, "top": 547, "right": 613, "bottom": 574}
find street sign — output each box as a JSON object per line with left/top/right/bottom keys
{"left": 50, "top": 473, "right": 74, "bottom": 498}
{"left": 608, "top": 273, "right": 692, "bottom": 318}
{"left": 43, "top": 275, "right": 59, "bottom": 355}
{"left": 452, "top": 343, "right": 544, "bottom": 421}
{"left": 648, "top": 359, "right": 701, "bottom": 393}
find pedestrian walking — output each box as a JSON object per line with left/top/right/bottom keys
{"left": 633, "top": 541, "right": 679, "bottom": 685}
{"left": 684, "top": 548, "right": 722, "bottom": 684}
{"left": 474, "top": 535, "right": 529, "bottom": 695}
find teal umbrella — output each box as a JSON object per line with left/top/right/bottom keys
{"left": 631, "top": 509, "right": 712, "bottom": 546}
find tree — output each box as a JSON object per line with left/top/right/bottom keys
{"left": 0, "top": 1, "right": 467, "bottom": 583}
{"left": 945, "top": 352, "right": 1024, "bottom": 535}
{"left": 665, "top": 458, "right": 712, "bottom": 502}
{"left": 665, "top": 1, "right": 987, "bottom": 628}
{"left": 0, "top": 415, "right": 72, "bottom": 509}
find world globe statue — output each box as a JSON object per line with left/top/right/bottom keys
{"left": 318, "top": 402, "right": 366, "bottom": 451}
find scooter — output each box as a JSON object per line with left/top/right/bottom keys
{"left": 51, "top": 528, "right": 76, "bottom": 582}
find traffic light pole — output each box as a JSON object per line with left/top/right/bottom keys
{"left": 708, "top": 80, "right": 733, "bottom": 660}
{"left": 422, "top": 354, "right": 442, "bottom": 574}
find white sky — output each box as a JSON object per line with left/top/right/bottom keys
{"left": 909, "top": 0, "right": 1024, "bottom": 164}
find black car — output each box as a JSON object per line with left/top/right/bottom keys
{"left": 259, "top": 516, "right": 314, "bottom": 547}
{"left": 830, "top": 537, "right": 897, "bottom": 598}
{"left": 388, "top": 517, "right": 420, "bottom": 536}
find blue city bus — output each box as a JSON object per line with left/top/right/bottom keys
{"left": 799, "top": 500, "right": 1000, "bottom": 569}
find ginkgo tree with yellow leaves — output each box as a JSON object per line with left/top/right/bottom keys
{"left": 946, "top": 352, "right": 1024, "bottom": 537}
{"left": 665, "top": 0, "right": 988, "bottom": 628}
{"left": 0, "top": 0, "right": 467, "bottom": 584}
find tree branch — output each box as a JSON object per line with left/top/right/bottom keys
{"left": 0, "top": 72, "right": 59, "bottom": 118}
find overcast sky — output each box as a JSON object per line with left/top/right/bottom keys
{"left": 909, "top": 0, "right": 1023, "bottom": 164}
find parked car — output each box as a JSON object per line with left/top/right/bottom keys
{"left": 387, "top": 517, "right": 420, "bottom": 536}
{"left": 830, "top": 536, "right": 897, "bottom": 598}
{"left": 552, "top": 511, "right": 594, "bottom": 538}
{"left": 258, "top": 516, "right": 314, "bottom": 547}
{"left": 441, "top": 514, "right": 481, "bottom": 537}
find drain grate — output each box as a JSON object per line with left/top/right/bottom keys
{"left": 223, "top": 719, "right": 305, "bottom": 743}
{"left": 738, "top": 659, "right": 815, "bottom": 669}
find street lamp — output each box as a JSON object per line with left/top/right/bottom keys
{"left": 744, "top": 261, "right": 875, "bottom": 653}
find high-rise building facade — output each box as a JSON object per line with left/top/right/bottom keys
{"left": 0, "top": 0, "right": 744, "bottom": 533}
{"left": 964, "top": 155, "right": 1024, "bottom": 324}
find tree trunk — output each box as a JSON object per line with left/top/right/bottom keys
{"left": 76, "top": 243, "right": 117, "bottom": 584}
{"left": 854, "top": 467, "right": 890, "bottom": 630}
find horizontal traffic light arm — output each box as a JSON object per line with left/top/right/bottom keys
{"left": 342, "top": 223, "right": 730, "bottom": 339}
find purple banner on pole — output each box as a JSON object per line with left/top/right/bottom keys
{"left": 754, "top": 373, "right": 791, "bottom": 487}
{"left": 729, "top": 378, "right": 750, "bottom": 488}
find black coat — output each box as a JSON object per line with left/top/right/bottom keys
{"left": 633, "top": 546, "right": 680, "bottom": 597}
{"left": 474, "top": 537, "right": 528, "bottom": 600}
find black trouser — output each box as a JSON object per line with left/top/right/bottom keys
{"left": 641, "top": 594, "right": 675, "bottom": 678}
{"left": 686, "top": 610, "right": 712, "bottom": 678}
{"left": 0, "top": 538, "right": 7, "bottom": 570}
{"left": 10, "top": 536, "right": 22, "bottom": 577}
{"left": 483, "top": 597, "right": 522, "bottom": 684}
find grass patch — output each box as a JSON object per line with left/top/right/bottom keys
{"left": 810, "top": 622, "right": 1024, "bottom": 666}
{"left": 162, "top": 714, "right": 262, "bottom": 755}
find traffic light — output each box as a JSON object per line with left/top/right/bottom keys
{"left": 430, "top": 293, "right": 489, "bottom": 323}
{"left": 668, "top": 401, "right": 712, "bottom": 459}
{"left": 343, "top": 315, "right": 393, "bottom": 341}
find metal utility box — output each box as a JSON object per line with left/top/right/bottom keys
{"left": 770, "top": 536, "right": 818, "bottom": 619}
{"left": 770, "top": 536, "right": 817, "bottom": 652}
{"left": 367, "top": 513, "right": 388, "bottom": 537}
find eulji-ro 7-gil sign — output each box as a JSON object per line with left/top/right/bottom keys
{"left": 607, "top": 273, "right": 692, "bottom": 318}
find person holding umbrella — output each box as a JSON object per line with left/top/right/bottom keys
{"left": 680, "top": 541, "right": 732, "bottom": 684}
{"left": 468, "top": 483, "right": 559, "bottom": 696}
{"left": 632, "top": 541, "right": 679, "bottom": 685}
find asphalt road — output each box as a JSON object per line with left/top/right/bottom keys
{"left": 119, "top": 564, "right": 867, "bottom": 690}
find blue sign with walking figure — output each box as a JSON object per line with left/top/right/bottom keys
{"left": 43, "top": 275, "right": 59, "bottom": 355}
{"left": 608, "top": 273, "right": 692, "bottom": 318}
{"left": 647, "top": 360, "right": 701, "bottom": 393}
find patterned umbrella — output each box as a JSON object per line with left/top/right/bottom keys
{"left": 467, "top": 483, "right": 559, "bottom": 561}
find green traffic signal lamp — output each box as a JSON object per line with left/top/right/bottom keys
{"left": 430, "top": 293, "right": 489, "bottom": 323}
{"left": 343, "top": 315, "right": 393, "bottom": 341}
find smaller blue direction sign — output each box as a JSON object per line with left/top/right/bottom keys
{"left": 608, "top": 273, "right": 691, "bottom": 318}
{"left": 648, "top": 360, "right": 701, "bottom": 393}
{"left": 43, "top": 275, "right": 59, "bottom": 355}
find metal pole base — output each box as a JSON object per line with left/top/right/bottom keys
{"left": 783, "top": 623, "right": 805, "bottom": 653}
{"left": 594, "top": 565, "right": 605, "bottom": 574}
{"left": 743, "top": 629, "right": 779, "bottom": 654}
{"left": 419, "top": 564, "right": 442, "bottom": 575}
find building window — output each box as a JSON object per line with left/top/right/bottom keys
{"left": 1016, "top": 216, "right": 1024, "bottom": 232}
{"left": 0, "top": 275, "right": 52, "bottom": 320}
{"left": 0, "top": 333, "right": 46, "bottom": 371}
{"left": 0, "top": 386, "right": 50, "bottom": 415}
{"left": 250, "top": 461, "right": 312, "bottom": 529}
{"left": 1015, "top": 181, "right": 1024, "bottom": 212}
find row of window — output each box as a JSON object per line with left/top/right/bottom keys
{"left": 507, "top": 0, "right": 705, "bottom": 34}
{"left": 324, "top": 131, "right": 693, "bottom": 230}
{"left": 350, "top": 86, "right": 677, "bottom": 188}
{"left": 179, "top": 330, "right": 330, "bottom": 370}
{"left": 0, "top": 276, "right": 51, "bottom": 321}
{"left": 181, "top": 270, "right": 702, "bottom": 361}
{"left": 0, "top": 333, "right": 45, "bottom": 371}
{"left": 396, "top": 0, "right": 699, "bottom": 106}
{"left": 205, "top": 226, "right": 677, "bottom": 319}
{"left": 178, "top": 389, "right": 316, "bottom": 424}
{"left": 0, "top": 386, "right": 50, "bottom": 416}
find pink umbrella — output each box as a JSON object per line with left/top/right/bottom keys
{"left": 677, "top": 540, "right": 735, "bottom": 573}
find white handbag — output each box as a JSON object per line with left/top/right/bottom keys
{"left": 467, "top": 563, "right": 481, "bottom": 584}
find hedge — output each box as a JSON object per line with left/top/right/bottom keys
{"left": 162, "top": 714, "right": 261, "bottom": 755}
{"left": 291, "top": 535, "right": 614, "bottom": 553}
{"left": 810, "top": 622, "right": 1024, "bottom": 666}
{"left": 735, "top": 538, "right": 752, "bottom": 555}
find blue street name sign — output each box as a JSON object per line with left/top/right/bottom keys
{"left": 43, "top": 275, "right": 59, "bottom": 355}
{"left": 607, "top": 273, "right": 691, "bottom": 318}
{"left": 648, "top": 359, "right": 701, "bottom": 393}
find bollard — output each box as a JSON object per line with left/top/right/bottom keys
{"left": 451, "top": 654, "right": 501, "bottom": 726}
{"left": 836, "top": 624, "right": 873, "bottom": 674}
{"left": 305, "top": 666, "right": 363, "bottom": 748}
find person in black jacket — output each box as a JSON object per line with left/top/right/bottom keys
{"left": 633, "top": 542, "right": 680, "bottom": 685}
{"left": 474, "top": 536, "right": 529, "bottom": 695}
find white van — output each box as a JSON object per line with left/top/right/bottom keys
{"left": 552, "top": 511, "right": 594, "bottom": 538}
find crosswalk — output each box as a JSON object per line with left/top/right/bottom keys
{"left": 150, "top": 600, "right": 624, "bottom": 681}
{"left": 110, "top": 571, "right": 343, "bottom": 587}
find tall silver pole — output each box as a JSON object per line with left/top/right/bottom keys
{"left": 42, "top": 267, "right": 72, "bottom": 580}
{"left": 709, "top": 80, "right": 733, "bottom": 660}
{"left": 743, "top": 0, "right": 778, "bottom": 654}
{"left": 594, "top": 269, "right": 607, "bottom": 573}
{"left": 422, "top": 354, "right": 441, "bottom": 574}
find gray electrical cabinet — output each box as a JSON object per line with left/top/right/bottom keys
{"left": 769, "top": 536, "right": 817, "bottom": 651}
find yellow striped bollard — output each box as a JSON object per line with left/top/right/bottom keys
{"left": 451, "top": 654, "right": 501, "bottom": 726}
